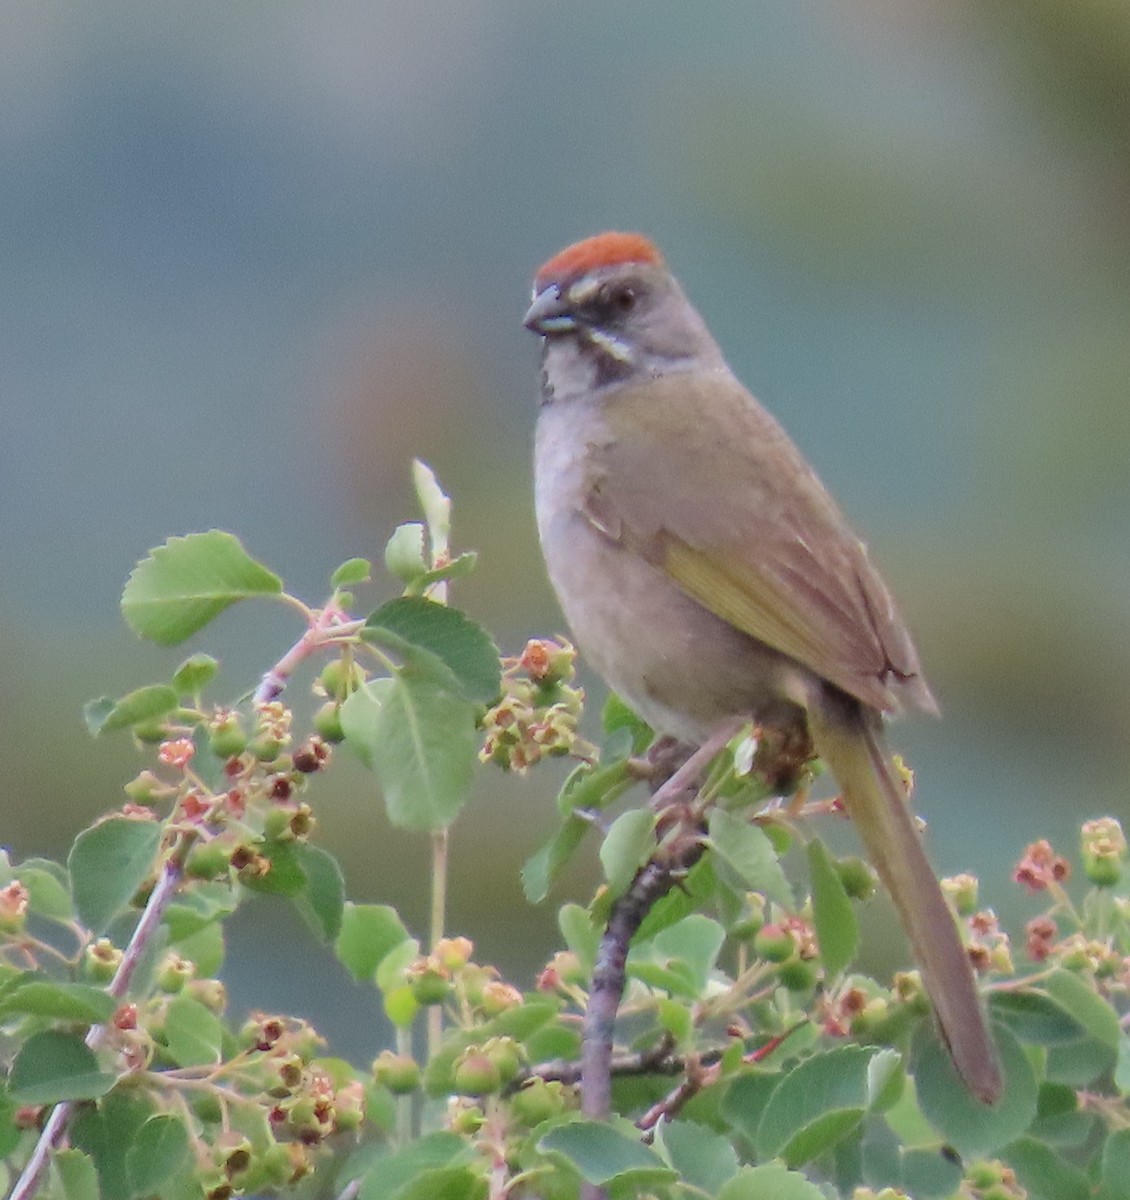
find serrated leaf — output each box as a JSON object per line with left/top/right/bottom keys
{"left": 332, "top": 557, "right": 372, "bottom": 588}
{"left": 121, "top": 531, "right": 282, "bottom": 645}
{"left": 364, "top": 597, "right": 501, "bottom": 703}
{"left": 807, "top": 838, "right": 858, "bottom": 977}
{"left": 172, "top": 653, "right": 219, "bottom": 694}
{"left": 756, "top": 1046, "right": 892, "bottom": 1166}
{"left": 68, "top": 817, "right": 162, "bottom": 934}
{"left": 9, "top": 1032, "right": 115, "bottom": 1104}
{"left": 126, "top": 1115, "right": 191, "bottom": 1197}
{"left": 370, "top": 670, "right": 478, "bottom": 831}
{"left": 599, "top": 809, "right": 657, "bottom": 898}
{"left": 656, "top": 1119, "right": 740, "bottom": 1194}
{"left": 335, "top": 903, "right": 412, "bottom": 982}
{"left": 717, "top": 1163, "right": 828, "bottom": 1200}
{"left": 912, "top": 1022, "right": 1037, "bottom": 1158}
{"left": 539, "top": 1121, "right": 675, "bottom": 1186}
{"left": 708, "top": 809, "right": 792, "bottom": 906}
{"left": 83, "top": 685, "right": 178, "bottom": 736}
{"left": 55, "top": 1149, "right": 100, "bottom": 1200}
{"left": 163, "top": 995, "right": 224, "bottom": 1067}
{"left": 0, "top": 978, "right": 116, "bottom": 1024}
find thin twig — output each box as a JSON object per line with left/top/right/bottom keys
{"left": 9, "top": 832, "right": 194, "bottom": 1200}
{"left": 253, "top": 606, "right": 362, "bottom": 705}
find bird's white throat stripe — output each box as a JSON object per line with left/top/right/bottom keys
{"left": 587, "top": 327, "right": 633, "bottom": 363}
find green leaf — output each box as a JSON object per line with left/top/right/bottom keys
{"left": 807, "top": 838, "right": 858, "bottom": 977}
{"left": 407, "top": 553, "right": 479, "bottom": 594}
{"left": 0, "top": 978, "right": 116, "bottom": 1024}
{"left": 292, "top": 843, "right": 345, "bottom": 942}
{"left": 340, "top": 677, "right": 391, "bottom": 769}
{"left": 370, "top": 670, "right": 478, "bottom": 831}
{"left": 656, "top": 1119, "right": 739, "bottom": 1193}
{"left": 335, "top": 904, "right": 413, "bottom": 982}
{"left": 163, "top": 994, "right": 224, "bottom": 1067}
{"left": 601, "top": 693, "right": 653, "bottom": 754}
{"left": 720, "top": 1070, "right": 782, "bottom": 1144}
{"left": 55, "top": 1149, "right": 101, "bottom": 1200}
{"left": 9, "top": 1032, "right": 115, "bottom": 1104}
{"left": 413, "top": 460, "right": 451, "bottom": 548}
{"left": 539, "top": 1120, "right": 675, "bottom": 1187}
{"left": 239, "top": 840, "right": 306, "bottom": 897}
{"left": 358, "top": 1131, "right": 470, "bottom": 1200}
{"left": 708, "top": 809, "right": 792, "bottom": 906}
{"left": 521, "top": 815, "right": 589, "bottom": 904}
{"left": 69, "top": 817, "right": 163, "bottom": 934}
{"left": 83, "top": 685, "right": 178, "bottom": 736}
{"left": 332, "top": 557, "right": 372, "bottom": 588}
{"left": 991, "top": 988, "right": 1092, "bottom": 1045}
{"left": 126, "top": 1115, "right": 191, "bottom": 1197}
{"left": 18, "top": 860, "right": 74, "bottom": 920}
{"left": 1045, "top": 968, "right": 1120, "bottom": 1047}
{"left": 599, "top": 809, "right": 657, "bottom": 898}
{"left": 1042, "top": 968, "right": 1120, "bottom": 1085}
{"left": 384, "top": 523, "right": 427, "bottom": 583}
{"left": 71, "top": 1092, "right": 155, "bottom": 1200}
{"left": 172, "top": 653, "right": 219, "bottom": 694}
{"left": 397, "top": 1167, "right": 487, "bottom": 1200}
{"left": 121, "top": 531, "right": 282, "bottom": 645}
{"left": 364, "top": 597, "right": 501, "bottom": 703}
{"left": 912, "top": 1022, "right": 1037, "bottom": 1158}
{"left": 558, "top": 903, "right": 600, "bottom": 974}
{"left": 1100, "top": 1129, "right": 1130, "bottom": 1200}
{"left": 642, "top": 915, "right": 726, "bottom": 994}
{"left": 1003, "top": 1137, "right": 1089, "bottom": 1200}
{"left": 716, "top": 1163, "right": 828, "bottom": 1200}
{"left": 756, "top": 1046, "right": 897, "bottom": 1166}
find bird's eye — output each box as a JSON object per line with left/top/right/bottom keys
{"left": 599, "top": 284, "right": 637, "bottom": 314}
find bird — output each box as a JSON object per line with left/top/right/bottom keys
{"left": 524, "top": 230, "right": 1002, "bottom": 1104}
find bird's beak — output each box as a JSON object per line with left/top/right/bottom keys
{"left": 524, "top": 287, "right": 577, "bottom": 335}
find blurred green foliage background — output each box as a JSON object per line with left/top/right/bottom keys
{"left": 3, "top": 0, "right": 1129, "bottom": 1057}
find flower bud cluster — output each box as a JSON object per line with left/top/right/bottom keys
{"left": 480, "top": 639, "right": 585, "bottom": 771}
{"left": 1013, "top": 839, "right": 1070, "bottom": 892}
{"left": 965, "top": 910, "right": 1013, "bottom": 975}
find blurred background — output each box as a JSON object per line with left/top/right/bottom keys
{"left": 3, "top": 0, "right": 1129, "bottom": 1060}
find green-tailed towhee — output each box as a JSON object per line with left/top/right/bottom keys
{"left": 524, "top": 231, "right": 1001, "bottom": 1104}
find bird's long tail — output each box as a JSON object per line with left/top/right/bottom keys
{"left": 808, "top": 692, "right": 1002, "bottom": 1103}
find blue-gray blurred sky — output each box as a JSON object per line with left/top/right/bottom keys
{"left": 3, "top": 0, "right": 1129, "bottom": 1050}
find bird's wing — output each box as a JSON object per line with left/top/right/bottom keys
{"left": 584, "top": 372, "right": 933, "bottom": 715}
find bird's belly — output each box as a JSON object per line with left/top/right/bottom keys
{"left": 537, "top": 510, "right": 808, "bottom": 743}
